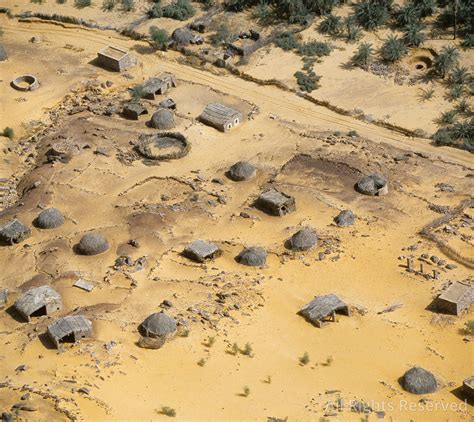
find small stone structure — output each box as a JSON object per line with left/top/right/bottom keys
{"left": 150, "top": 109, "right": 175, "bottom": 130}
{"left": 142, "top": 73, "right": 177, "bottom": 100}
{"left": 14, "top": 285, "right": 63, "bottom": 322}
{"left": 122, "top": 102, "right": 148, "bottom": 120}
{"left": 255, "top": 189, "right": 296, "bottom": 216}
{"left": 334, "top": 210, "right": 355, "bottom": 227}
{"left": 46, "top": 140, "right": 81, "bottom": 163}
{"left": 34, "top": 208, "right": 65, "bottom": 229}
{"left": 0, "top": 219, "right": 31, "bottom": 245}
{"left": 463, "top": 376, "right": 474, "bottom": 399}
{"left": 97, "top": 45, "right": 135, "bottom": 72}
{"left": 401, "top": 367, "right": 438, "bottom": 394}
{"left": 236, "top": 246, "right": 267, "bottom": 267}
{"left": 159, "top": 98, "right": 177, "bottom": 110}
{"left": 135, "top": 132, "right": 189, "bottom": 161}
{"left": 199, "top": 103, "right": 242, "bottom": 132}
{"left": 183, "top": 240, "right": 221, "bottom": 262}
{"left": 431, "top": 281, "right": 473, "bottom": 315}
{"left": 11, "top": 75, "right": 40, "bottom": 92}
{"left": 47, "top": 315, "right": 93, "bottom": 348}
{"left": 228, "top": 161, "right": 256, "bottom": 181}
{"left": 139, "top": 312, "right": 177, "bottom": 340}
{"left": 356, "top": 173, "right": 388, "bottom": 196}
{"left": 215, "top": 53, "right": 232, "bottom": 68}
{"left": 288, "top": 228, "right": 317, "bottom": 251}
{"left": 298, "top": 294, "right": 350, "bottom": 328}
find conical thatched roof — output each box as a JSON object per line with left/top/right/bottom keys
{"left": 334, "top": 210, "right": 355, "bottom": 227}
{"left": 401, "top": 367, "right": 437, "bottom": 394}
{"left": 77, "top": 233, "right": 109, "bottom": 256}
{"left": 288, "top": 228, "right": 317, "bottom": 251}
{"left": 237, "top": 246, "right": 267, "bottom": 266}
{"left": 140, "top": 312, "right": 177, "bottom": 338}
{"left": 228, "top": 161, "right": 256, "bottom": 181}
{"left": 34, "top": 208, "right": 64, "bottom": 229}
{"left": 356, "top": 173, "right": 388, "bottom": 196}
{"left": 150, "top": 109, "right": 175, "bottom": 130}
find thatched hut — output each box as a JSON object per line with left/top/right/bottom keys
{"left": 0, "top": 219, "right": 31, "bottom": 245}
{"left": 298, "top": 294, "right": 350, "bottom": 328}
{"left": 139, "top": 312, "right": 177, "bottom": 339}
{"left": 14, "top": 285, "right": 63, "bottom": 322}
{"left": 77, "top": 233, "right": 109, "bottom": 256}
{"left": 401, "top": 367, "right": 437, "bottom": 394}
{"left": 122, "top": 102, "right": 148, "bottom": 120}
{"left": 34, "top": 208, "right": 64, "bottom": 229}
{"left": 142, "top": 73, "right": 177, "bottom": 100}
{"left": 47, "top": 315, "right": 93, "bottom": 348}
{"left": 255, "top": 189, "right": 296, "bottom": 216}
{"left": 356, "top": 173, "right": 388, "bottom": 196}
{"left": 183, "top": 240, "right": 221, "bottom": 263}
{"left": 237, "top": 246, "right": 267, "bottom": 267}
{"left": 150, "top": 109, "right": 175, "bottom": 130}
{"left": 288, "top": 228, "right": 317, "bottom": 251}
{"left": 227, "top": 161, "right": 256, "bottom": 181}
{"left": 430, "top": 281, "right": 473, "bottom": 316}
{"left": 199, "top": 103, "right": 242, "bottom": 132}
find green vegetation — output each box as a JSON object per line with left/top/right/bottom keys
{"left": 351, "top": 42, "right": 374, "bottom": 67}
{"left": 403, "top": 22, "right": 426, "bottom": 46}
{"left": 295, "top": 68, "right": 321, "bottom": 92}
{"left": 162, "top": 0, "right": 195, "bottom": 20}
{"left": 274, "top": 32, "right": 299, "bottom": 50}
{"left": 344, "top": 15, "right": 362, "bottom": 42}
{"left": 419, "top": 86, "right": 435, "bottom": 101}
{"left": 297, "top": 40, "right": 332, "bottom": 57}
{"left": 379, "top": 34, "right": 407, "bottom": 62}
{"left": 355, "top": 0, "right": 391, "bottom": 30}
{"left": 433, "top": 120, "right": 473, "bottom": 150}
{"left": 299, "top": 352, "right": 310, "bottom": 365}
{"left": 102, "top": 0, "right": 115, "bottom": 9}
{"left": 197, "top": 0, "right": 215, "bottom": 10}
{"left": 74, "top": 0, "right": 91, "bottom": 8}
{"left": 121, "top": 0, "right": 134, "bottom": 11}
{"left": 210, "top": 23, "right": 233, "bottom": 46}
{"left": 2, "top": 127, "right": 14, "bottom": 139}
{"left": 318, "top": 14, "right": 342, "bottom": 35}
{"left": 464, "top": 320, "right": 474, "bottom": 335}
{"left": 149, "top": 26, "right": 170, "bottom": 50}
{"left": 432, "top": 45, "right": 459, "bottom": 78}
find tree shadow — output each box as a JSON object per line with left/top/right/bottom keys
{"left": 132, "top": 44, "right": 156, "bottom": 55}
{"left": 38, "top": 332, "right": 57, "bottom": 350}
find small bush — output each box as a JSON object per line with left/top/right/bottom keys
{"left": 447, "top": 84, "right": 464, "bottom": 101}
{"left": 437, "top": 110, "right": 457, "bottom": 125}
{"left": 318, "top": 14, "right": 342, "bottom": 35}
{"left": 162, "top": 0, "right": 195, "bottom": 21}
{"left": 121, "top": 0, "right": 134, "bottom": 11}
{"left": 229, "top": 342, "right": 240, "bottom": 355}
{"left": 102, "top": 0, "right": 115, "bottom": 10}
{"left": 210, "top": 23, "right": 232, "bottom": 46}
{"left": 299, "top": 352, "right": 310, "bottom": 365}
{"left": 241, "top": 342, "right": 254, "bottom": 357}
{"left": 355, "top": 0, "right": 391, "bottom": 30}
{"left": 295, "top": 69, "right": 321, "bottom": 92}
{"left": 264, "top": 375, "right": 272, "bottom": 384}
{"left": 2, "top": 127, "right": 14, "bottom": 139}
{"left": 379, "top": 34, "right": 407, "bottom": 62}
{"left": 242, "top": 386, "right": 250, "bottom": 397}
{"left": 204, "top": 336, "right": 216, "bottom": 347}
{"left": 297, "top": 40, "right": 331, "bottom": 57}
{"left": 197, "top": 358, "right": 206, "bottom": 367}
{"left": 449, "top": 66, "right": 470, "bottom": 87}
{"left": 351, "top": 42, "right": 374, "bottom": 67}
{"left": 344, "top": 15, "right": 362, "bottom": 42}
{"left": 464, "top": 320, "right": 474, "bottom": 335}
{"left": 433, "top": 45, "right": 459, "bottom": 78}
{"left": 275, "top": 32, "right": 299, "bottom": 50}
{"left": 149, "top": 26, "right": 169, "bottom": 50}
{"left": 454, "top": 99, "right": 471, "bottom": 115}
{"left": 197, "top": 0, "right": 215, "bottom": 9}
{"left": 56, "top": 0, "right": 67, "bottom": 4}
{"left": 75, "top": 0, "right": 91, "bottom": 8}
{"left": 254, "top": 0, "right": 272, "bottom": 24}
{"left": 160, "top": 407, "right": 176, "bottom": 417}
{"left": 323, "top": 355, "right": 333, "bottom": 366}
{"left": 461, "top": 34, "right": 474, "bottom": 49}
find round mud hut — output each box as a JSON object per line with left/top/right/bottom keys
{"left": 227, "top": 161, "right": 257, "bottom": 181}
{"left": 237, "top": 246, "right": 267, "bottom": 267}
{"left": 287, "top": 228, "right": 317, "bottom": 251}
{"left": 77, "top": 233, "right": 109, "bottom": 256}
{"left": 401, "top": 367, "right": 438, "bottom": 394}
{"left": 150, "top": 109, "right": 176, "bottom": 130}
{"left": 139, "top": 312, "right": 177, "bottom": 339}
{"left": 34, "top": 208, "right": 65, "bottom": 229}
{"left": 356, "top": 173, "right": 388, "bottom": 196}
{"left": 334, "top": 210, "right": 355, "bottom": 227}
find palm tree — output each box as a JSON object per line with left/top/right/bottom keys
{"left": 433, "top": 45, "right": 460, "bottom": 78}
{"left": 394, "top": 4, "right": 420, "bottom": 28}
{"left": 379, "top": 35, "right": 408, "bottom": 62}
{"left": 449, "top": 66, "right": 470, "bottom": 86}
{"left": 344, "top": 15, "right": 362, "bottom": 42}
{"left": 351, "top": 42, "right": 374, "bottom": 67}
{"left": 403, "top": 22, "right": 426, "bottom": 46}
{"left": 318, "top": 14, "right": 342, "bottom": 35}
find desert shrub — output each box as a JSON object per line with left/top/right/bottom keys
{"left": 351, "top": 42, "right": 374, "bottom": 67}
{"left": 379, "top": 34, "right": 407, "bottom": 62}
{"left": 149, "top": 26, "right": 169, "bottom": 50}
{"left": 75, "top": 0, "right": 91, "bottom": 8}
{"left": 160, "top": 406, "right": 176, "bottom": 417}
{"left": 204, "top": 336, "right": 216, "bottom": 347}
{"left": 449, "top": 66, "right": 470, "bottom": 86}
{"left": 162, "top": 0, "right": 195, "bottom": 20}
{"left": 295, "top": 69, "right": 321, "bottom": 92}
{"left": 102, "top": 0, "right": 115, "bottom": 10}
{"left": 30, "top": 0, "right": 43, "bottom": 3}
{"left": 2, "top": 127, "right": 14, "bottom": 139}
{"left": 355, "top": 0, "right": 392, "bottom": 30}
{"left": 299, "top": 352, "right": 310, "bottom": 365}
{"left": 274, "top": 32, "right": 299, "bottom": 50}
{"left": 149, "top": 2, "right": 163, "bottom": 17}
{"left": 344, "top": 15, "right": 362, "bottom": 42}
{"left": 461, "top": 34, "right": 474, "bottom": 48}
{"left": 437, "top": 109, "right": 457, "bottom": 124}
{"left": 309, "top": 0, "right": 339, "bottom": 16}
{"left": 242, "top": 386, "right": 250, "bottom": 397}
{"left": 393, "top": 3, "right": 420, "bottom": 28}
{"left": 297, "top": 40, "right": 332, "bottom": 57}
{"left": 230, "top": 342, "right": 239, "bottom": 355}
{"left": 464, "top": 320, "right": 474, "bottom": 335}
{"left": 403, "top": 22, "right": 426, "bottom": 46}
{"left": 447, "top": 84, "right": 464, "bottom": 101}
{"left": 433, "top": 119, "right": 474, "bottom": 150}
{"left": 432, "top": 45, "right": 459, "bottom": 78}
{"left": 210, "top": 23, "right": 232, "bottom": 46}
{"left": 254, "top": 0, "right": 272, "bottom": 24}
{"left": 241, "top": 342, "right": 254, "bottom": 357}
{"left": 318, "top": 14, "right": 342, "bottom": 35}
{"left": 197, "top": 358, "right": 206, "bottom": 366}
{"left": 121, "top": 0, "right": 134, "bottom": 11}
{"left": 323, "top": 355, "right": 334, "bottom": 366}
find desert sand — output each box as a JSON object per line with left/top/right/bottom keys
{"left": 0, "top": 6, "right": 473, "bottom": 422}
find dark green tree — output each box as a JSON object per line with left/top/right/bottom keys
{"left": 318, "top": 14, "right": 342, "bottom": 35}
{"left": 379, "top": 35, "right": 407, "bottom": 62}
{"left": 351, "top": 42, "right": 374, "bottom": 67}
{"left": 433, "top": 45, "right": 459, "bottom": 77}
{"left": 403, "top": 22, "right": 426, "bottom": 46}
{"left": 149, "top": 26, "right": 170, "bottom": 50}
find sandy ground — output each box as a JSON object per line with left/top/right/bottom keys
{"left": 0, "top": 13, "right": 473, "bottom": 422}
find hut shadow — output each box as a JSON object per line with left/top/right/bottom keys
{"left": 132, "top": 44, "right": 156, "bottom": 55}
{"left": 38, "top": 332, "right": 57, "bottom": 350}
{"left": 5, "top": 305, "right": 25, "bottom": 323}
{"left": 87, "top": 57, "right": 118, "bottom": 72}
{"left": 451, "top": 386, "right": 473, "bottom": 405}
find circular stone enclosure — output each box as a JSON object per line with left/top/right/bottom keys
{"left": 135, "top": 132, "right": 190, "bottom": 161}
{"left": 406, "top": 49, "right": 436, "bottom": 73}
{"left": 11, "top": 75, "right": 40, "bottom": 92}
